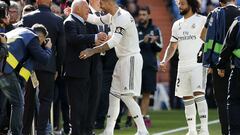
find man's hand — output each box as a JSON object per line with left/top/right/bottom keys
{"left": 97, "top": 32, "right": 107, "bottom": 41}
{"left": 64, "top": 7, "right": 71, "bottom": 17}
{"left": 149, "top": 35, "right": 159, "bottom": 43}
{"left": 143, "top": 35, "right": 150, "bottom": 43}
{"left": 95, "top": 32, "right": 108, "bottom": 46}
{"left": 54, "top": 71, "right": 58, "bottom": 80}
{"left": 79, "top": 48, "right": 95, "bottom": 59}
{"left": 217, "top": 69, "right": 225, "bottom": 77}
{"left": 45, "top": 38, "right": 52, "bottom": 49}
{"left": 160, "top": 61, "right": 167, "bottom": 72}
{"left": 207, "top": 68, "right": 213, "bottom": 74}
{"left": 1, "top": 15, "right": 10, "bottom": 26}
{"left": 0, "top": 33, "right": 7, "bottom": 44}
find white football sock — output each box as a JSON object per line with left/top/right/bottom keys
{"left": 195, "top": 95, "right": 209, "bottom": 132}
{"left": 184, "top": 98, "right": 197, "bottom": 132}
{"left": 121, "top": 96, "right": 148, "bottom": 133}
{"left": 104, "top": 93, "right": 120, "bottom": 135}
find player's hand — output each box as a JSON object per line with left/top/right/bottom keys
{"left": 207, "top": 68, "right": 213, "bottom": 74}
{"left": 107, "top": 35, "right": 112, "bottom": 40}
{"left": 97, "top": 32, "right": 107, "bottom": 41}
{"left": 79, "top": 48, "right": 95, "bottom": 59}
{"left": 95, "top": 39, "right": 105, "bottom": 46}
{"left": 160, "top": 61, "right": 167, "bottom": 72}
{"left": 217, "top": 69, "right": 225, "bottom": 78}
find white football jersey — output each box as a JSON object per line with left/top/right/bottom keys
{"left": 87, "top": 7, "right": 140, "bottom": 57}
{"left": 170, "top": 14, "right": 206, "bottom": 71}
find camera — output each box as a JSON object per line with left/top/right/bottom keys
{"left": 0, "top": 1, "right": 8, "bottom": 20}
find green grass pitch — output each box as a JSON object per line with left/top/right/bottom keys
{"left": 94, "top": 109, "right": 221, "bottom": 135}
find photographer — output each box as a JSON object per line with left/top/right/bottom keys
{"left": 0, "top": 1, "right": 14, "bottom": 33}
{"left": 132, "top": 5, "right": 162, "bottom": 128}
{"left": 0, "top": 1, "right": 17, "bottom": 134}
{"left": 0, "top": 24, "right": 52, "bottom": 135}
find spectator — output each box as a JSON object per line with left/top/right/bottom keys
{"left": 22, "top": 4, "right": 35, "bottom": 15}
{"left": 17, "top": 0, "right": 66, "bottom": 134}
{"left": 51, "top": 2, "right": 62, "bottom": 16}
{"left": 202, "top": 0, "right": 240, "bottom": 134}
{"left": 63, "top": 0, "right": 107, "bottom": 134}
{"left": 136, "top": 5, "right": 162, "bottom": 128}
{"left": 9, "top": 1, "right": 21, "bottom": 24}
{"left": 0, "top": 23, "right": 52, "bottom": 135}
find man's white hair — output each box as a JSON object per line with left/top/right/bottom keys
{"left": 71, "top": 0, "right": 87, "bottom": 13}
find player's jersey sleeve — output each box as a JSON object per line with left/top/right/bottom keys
{"left": 170, "top": 21, "right": 179, "bottom": 43}
{"left": 108, "top": 13, "right": 132, "bottom": 48}
{"left": 87, "top": 13, "right": 111, "bottom": 25}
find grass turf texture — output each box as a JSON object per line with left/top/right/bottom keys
{"left": 94, "top": 109, "right": 221, "bottom": 135}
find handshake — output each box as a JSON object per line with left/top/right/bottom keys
{"left": 95, "top": 32, "right": 109, "bottom": 46}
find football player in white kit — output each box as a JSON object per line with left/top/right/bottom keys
{"left": 79, "top": 0, "right": 149, "bottom": 135}
{"left": 160, "top": 0, "right": 209, "bottom": 135}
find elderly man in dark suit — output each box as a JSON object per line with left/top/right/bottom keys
{"left": 64, "top": 0, "right": 107, "bottom": 134}
{"left": 17, "top": 0, "right": 66, "bottom": 134}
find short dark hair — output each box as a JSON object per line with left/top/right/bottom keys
{"left": 23, "top": 4, "right": 35, "bottom": 12}
{"left": 186, "top": 0, "right": 201, "bottom": 13}
{"left": 139, "top": 5, "right": 150, "bottom": 14}
{"left": 219, "top": 0, "right": 234, "bottom": 4}
{"left": 32, "top": 23, "right": 48, "bottom": 37}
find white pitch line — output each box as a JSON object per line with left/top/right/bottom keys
{"left": 153, "top": 119, "right": 219, "bottom": 135}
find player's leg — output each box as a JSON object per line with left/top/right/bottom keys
{"left": 194, "top": 92, "right": 208, "bottom": 135}
{"left": 121, "top": 96, "right": 148, "bottom": 135}
{"left": 121, "top": 54, "right": 148, "bottom": 134}
{"left": 192, "top": 66, "right": 209, "bottom": 135}
{"left": 102, "top": 61, "right": 121, "bottom": 135}
{"left": 183, "top": 96, "right": 197, "bottom": 135}
{"left": 176, "top": 71, "right": 197, "bottom": 135}
{"left": 140, "top": 70, "right": 156, "bottom": 128}
{"left": 103, "top": 92, "right": 120, "bottom": 135}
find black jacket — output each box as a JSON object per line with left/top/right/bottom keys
{"left": 138, "top": 20, "right": 162, "bottom": 71}
{"left": 17, "top": 5, "right": 66, "bottom": 73}
{"left": 64, "top": 14, "right": 96, "bottom": 78}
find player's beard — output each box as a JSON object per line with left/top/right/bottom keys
{"left": 179, "top": 6, "right": 190, "bottom": 15}
{"left": 138, "top": 19, "right": 147, "bottom": 26}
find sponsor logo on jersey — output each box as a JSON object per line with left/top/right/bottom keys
{"left": 192, "top": 23, "right": 196, "bottom": 29}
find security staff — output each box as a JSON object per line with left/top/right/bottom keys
{"left": 217, "top": 17, "right": 240, "bottom": 135}
{"left": 0, "top": 24, "right": 52, "bottom": 135}
{"left": 202, "top": 1, "right": 240, "bottom": 134}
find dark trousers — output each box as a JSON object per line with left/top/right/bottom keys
{"left": 22, "top": 79, "right": 37, "bottom": 135}
{"left": 85, "top": 70, "right": 102, "bottom": 133}
{"left": 66, "top": 77, "right": 90, "bottom": 135}
{"left": 22, "top": 71, "right": 55, "bottom": 135}
{"left": 95, "top": 71, "right": 113, "bottom": 125}
{"left": 212, "top": 67, "right": 230, "bottom": 135}
{"left": 0, "top": 72, "right": 24, "bottom": 135}
{"left": 0, "top": 91, "right": 8, "bottom": 130}
{"left": 228, "top": 68, "right": 240, "bottom": 135}
{"left": 53, "top": 77, "right": 70, "bottom": 133}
